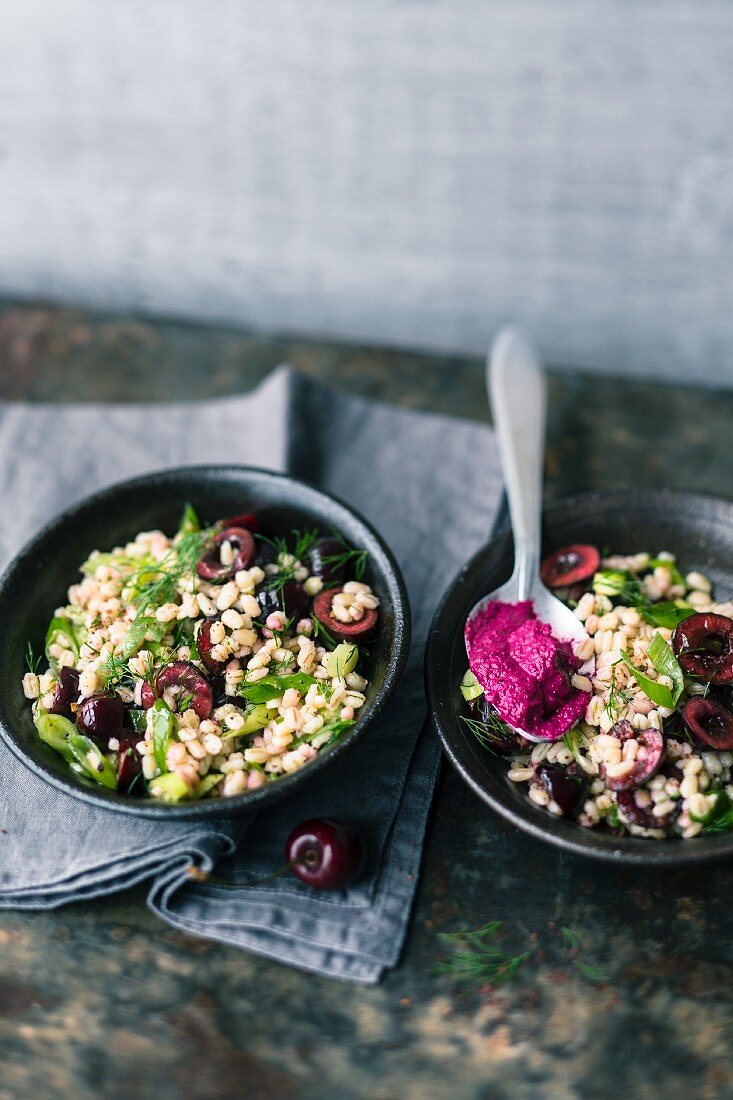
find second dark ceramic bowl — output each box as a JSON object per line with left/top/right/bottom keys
{"left": 426, "top": 489, "right": 733, "bottom": 866}
{"left": 0, "top": 466, "right": 410, "bottom": 818}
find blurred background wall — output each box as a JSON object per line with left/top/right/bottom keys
{"left": 1, "top": 0, "right": 732, "bottom": 384}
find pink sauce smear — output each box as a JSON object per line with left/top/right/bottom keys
{"left": 465, "top": 600, "right": 590, "bottom": 741}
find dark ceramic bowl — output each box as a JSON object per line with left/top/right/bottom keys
{"left": 0, "top": 466, "right": 410, "bottom": 818}
{"left": 426, "top": 489, "right": 733, "bottom": 865}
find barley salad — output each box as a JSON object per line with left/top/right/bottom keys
{"left": 461, "top": 546, "right": 733, "bottom": 840}
{"left": 22, "top": 504, "right": 380, "bottom": 801}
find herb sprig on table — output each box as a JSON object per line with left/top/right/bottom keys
{"left": 435, "top": 921, "right": 611, "bottom": 989}
{"left": 435, "top": 922, "right": 531, "bottom": 986}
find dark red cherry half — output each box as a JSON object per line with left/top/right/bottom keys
{"left": 540, "top": 545, "right": 600, "bottom": 589}
{"left": 256, "top": 580, "right": 310, "bottom": 623}
{"left": 197, "top": 618, "right": 225, "bottom": 673}
{"left": 312, "top": 588, "right": 378, "bottom": 643}
{"left": 600, "top": 719, "right": 665, "bottom": 792}
{"left": 307, "top": 538, "right": 347, "bottom": 587}
{"left": 535, "top": 762, "right": 588, "bottom": 817}
{"left": 47, "top": 666, "right": 80, "bottom": 719}
{"left": 672, "top": 612, "right": 733, "bottom": 684}
{"left": 76, "top": 693, "right": 125, "bottom": 746}
{"left": 285, "top": 818, "right": 365, "bottom": 890}
{"left": 116, "top": 734, "right": 144, "bottom": 794}
{"left": 683, "top": 696, "right": 733, "bottom": 750}
{"left": 141, "top": 661, "right": 213, "bottom": 720}
{"left": 197, "top": 526, "right": 255, "bottom": 582}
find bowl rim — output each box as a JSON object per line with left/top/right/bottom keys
{"left": 425, "top": 487, "right": 733, "bottom": 866}
{"left": 0, "top": 463, "right": 411, "bottom": 818}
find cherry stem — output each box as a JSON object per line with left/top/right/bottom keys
{"left": 189, "top": 861, "right": 294, "bottom": 890}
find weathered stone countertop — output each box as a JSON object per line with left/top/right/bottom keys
{"left": 0, "top": 304, "right": 731, "bottom": 1100}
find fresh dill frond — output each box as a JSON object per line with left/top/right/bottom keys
{"left": 25, "top": 641, "right": 42, "bottom": 676}
{"left": 101, "top": 653, "right": 134, "bottom": 690}
{"left": 311, "top": 615, "right": 337, "bottom": 651}
{"left": 435, "top": 922, "right": 531, "bottom": 988}
{"left": 459, "top": 711, "right": 512, "bottom": 754}
{"left": 321, "top": 545, "right": 370, "bottom": 581}
{"left": 576, "top": 961, "right": 611, "bottom": 984}
{"left": 603, "top": 662, "right": 634, "bottom": 722}
{"left": 560, "top": 926, "right": 610, "bottom": 983}
{"left": 560, "top": 926, "right": 583, "bottom": 951}
{"left": 129, "top": 528, "right": 214, "bottom": 620}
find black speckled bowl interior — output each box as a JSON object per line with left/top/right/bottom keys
{"left": 426, "top": 489, "right": 733, "bottom": 865}
{"left": 0, "top": 466, "right": 410, "bottom": 818}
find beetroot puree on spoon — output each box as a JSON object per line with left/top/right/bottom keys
{"left": 465, "top": 599, "right": 590, "bottom": 741}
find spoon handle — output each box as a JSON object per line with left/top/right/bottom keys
{"left": 488, "top": 328, "right": 546, "bottom": 602}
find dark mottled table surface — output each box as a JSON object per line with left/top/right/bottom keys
{"left": 0, "top": 303, "right": 731, "bottom": 1100}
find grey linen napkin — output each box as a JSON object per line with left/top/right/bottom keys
{"left": 0, "top": 367, "right": 501, "bottom": 982}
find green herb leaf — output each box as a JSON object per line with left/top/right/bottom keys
{"left": 435, "top": 921, "right": 531, "bottom": 988}
{"left": 45, "top": 615, "right": 79, "bottom": 668}
{"left": 562, "top": 726, "right": 588, "bottom": 760}
{"left": 117, "top": 616, "right": 168, "bottom": 660}
{"left": 151, "top": 699, "right": 175, "bottom": 773}
{"left": 34, "top": 712, "right": 77, "bottom": 761}
{"left": 127, "top": 708, "right": 148, "bottom": 734}
{"left": 637, "top": 602, "right": 695, "bottom": 629}
{"left": 239, "top": 673, "right": 317, "bottom": 704}
{"left": 648, "top": 631, "right": 684, "bottom": 702}
{"left": 67, "top": 732, "right": 118, "bottom": 789}
{"left": 177, "top": 502, "right": 201, "bottom": 536}
{"left": 691, "top": 789, "right": 733, "bottom": 833}
{"left": 576, "top": 961, "right": 611, "bottom": 984}
{"left": 460, "top": 669, "right": 484, "bottom": 702}
{"left": 648, "top": 557, "right": 684, "bottom": 587}
{"left": 620, "top": 632, "right": 683, "bottom": 708}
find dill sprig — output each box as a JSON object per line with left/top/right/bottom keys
{"left": 603, "top": 662, "right": 634, "bottom": 722}
{"left": 321, "top": 545, "right": 369, "bottom": 582}
{"left": 25, "top": 642, "right": 42, "bottom": 676}
{"left": 311, "top": 615, "right": 338, "bottom": 651}
{"left": 560, "top": 926, "right": 610, "bottom": 983}
{"left": 435, "top": 922, "right": 531, "bottom": 987}
{"left": 459, "top": 711, "right": 512, "bottom": 754}
{"left": 123, "top": 528, "right": 214, "bottom": 633}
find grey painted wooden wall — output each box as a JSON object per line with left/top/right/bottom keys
{"left": 1, "top": 1, "right": 733, "bottom": 384}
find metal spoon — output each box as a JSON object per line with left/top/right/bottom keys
{"left": 465, "top": 326, "right": 594, "bottom": 741}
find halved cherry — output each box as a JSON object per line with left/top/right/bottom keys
{"left": 312, "top": 587, "right": 378, "bottom": 643}
{"left": 600, "top": 719, "right": 665, "bottom": 792}
{"left": 140, "top": 681, "right": 155, "bottom": 709}
{"left": 256, "top": 580, "right": 310, "bottom": 623}
{"left": 535, "top": 762, "right": 588, "bottom": 817}
{"left": 616, "top": 790, "right": 675, "bottom": 830}
{"left": 672, "top": 612, "right": 733, "bottom": 684}
{"left": 47, "top": 666, "right": 80, "bottom": 719}
{"left": 197, "top": 526, "right": 255, "bottom": 582}
{"left": 307, "top": 537, "right": 347, "bottom": 587}
{"left": 682, "top": 696, "right": 733, "bottom": 751}
{"left": 197, "top": 618, "right": 225, "bottom": 673}
{"left": 116, "top": 733, "right": 144, "bottom": 794}
{"left": 540, "top": 544, "right": 600, "bottom": 589}
{"left": 76, "top": 693, "right": 125, "bottom": 745}
{"left": 141, "top": 661, "right": 213, "bottom": 720}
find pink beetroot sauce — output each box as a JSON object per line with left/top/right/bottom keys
{"left": 465, "top": 600, "right": 590, "bottom": 741}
